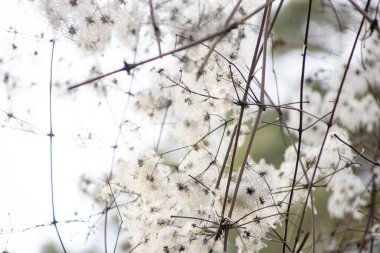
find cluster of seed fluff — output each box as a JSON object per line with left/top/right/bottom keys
{"left": 38, "top": 0, "right": 256, "bottom": 54}
{"left": 278, "top": 126, "right": 367, "bottom": 219}
{"left": 287, "top": 34, "right": 380, "bottom": 145}
{"left": 96, "top": 43, "right": 286, "bottom": 251}
{"left": 38, "top": 1, "right": 378, "bottom": 251}
{"left": 97, "top": 151, "right": 284, "bottom": 252}
{"left": 91, "top": 14, "right": 287, "bottom": 248}
{"left": 326, "top": 36, "right": 380, "bottom": 133}
{"left": 285, "top": 36, "right": 379, "bottom": 221}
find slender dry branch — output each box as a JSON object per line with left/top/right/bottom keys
{"left": 227, "top": 1, "right": 272, "bottom": 220}
{"left": 348, "top": 0, "right": 380, "bottom": 34}
{"left": 358, "top": 176, "right": 377, "bottom": 253}
{"left": 283, "top": 0, "right": 314, "bottom": 252}
{"left": 293, "top": 1, "right": 372, "bottom": 252}
{"left": 149, "top": 0, "right": 162, "bottom": 56}
{"left": 48, "top": 39, "right": 67, "bottom": 253}
{"left": 215, "top": 124, "right": 237, "bottom": 189}
{"left": 334, "top": 134, "right": 380, "bottom": 166}
{"left": 219, "top": 3, "right": 269, "bottom": 224}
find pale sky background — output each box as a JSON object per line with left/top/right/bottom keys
{"left": 0, "top": 1, "right": 134, "bottom": 252}
{"left": 0, "top": 1, "right": 351, "bottom": 252}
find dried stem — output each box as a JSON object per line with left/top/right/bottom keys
{"left": 48, "top": 39, "right": 67, "bottom": 253}
{"left": 282, "top": 0, "right": 314, "bottom": 252}
{"left": 148, "top": 0, "right": 162, "bottom": 56}
{"left": 292, "top": 0, "right": 372, "bottom": 252}
{"left": 227, "top": 0, "right": 272, "bottom": 220}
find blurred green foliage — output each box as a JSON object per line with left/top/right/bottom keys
{"left": 40, "top": 242, "right": 99, "bottom": 253}
{"left": 273, "top": 0, "right": 350, "bottom": 54}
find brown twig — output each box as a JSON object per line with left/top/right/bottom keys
{"left": 227, "top": 0, "right": 272, "bottom": 220}
{"left": 292, "top": 0, "right": 372, "bottom": 252}
{"left": 148, "top": 0, "right": 162, "bottom": 56}
{"left": 215, "top": 124, "right": 237, "bottom": 189}
{"left": 348, "top": 0, "right": 380, "bottom": 34}
{"left": 334, "top": 134, "right": 380, "bottom": 166}
{"left": 283, "top": 0, "right": 314, "bottom": 251}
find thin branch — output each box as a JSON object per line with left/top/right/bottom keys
{"left": 215, "top": 124, "right": 237, "bottom": 189}
{"left": 358, "top": 176, "right": 377, "bottom": 253}
{"left": 48, "top": 39, "right": 67, "bottom": 253}
{"left": 334, "top": 134, "right": 380, "bottom": 166}
{"left": 155, "top": 101, "right": 171, "bottom": 151}
{"left": 170, "top": 215, "right": 219, "bottom": 225}
{"left": 104, "top": 179, "right": 124, "bottom": 253}
{"left": 326, "top": 0, "right": 344, "bottom": 31}
{"left": 220, "top": 0, "right": 268, "bottom": 222}
{"left": 293, "top": 1, "right": 372, "bottom": 252}
{"left": 227, "top": 1, "right": 272, "bottom": 219}
{"left": 148, "top": 0, "right": 162, "bottom": 56}
{"left": 104, "top": 201, "right": 108, "bottom": 253}
{"left": 284, "top": 0, "right": 314, "bottom": 251}
{"left": 348, "top": 0, "right": 380, "bottom": 34}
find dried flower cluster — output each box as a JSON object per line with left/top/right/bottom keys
{"left": 37, "top": 0, "right": 380, "bottom": 252}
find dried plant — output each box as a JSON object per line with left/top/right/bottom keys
{"left": 1, "top": 0, "right": 380, "bottom": 252}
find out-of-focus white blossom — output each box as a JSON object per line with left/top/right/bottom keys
{"left": 327, "top": 170, "right": 366, "bottom": 219}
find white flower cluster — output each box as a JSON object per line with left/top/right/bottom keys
{"left": 284, "top": 36, "right": 380, "bottom": 223}
{"left": 97, "top": 49, "right": 286, "bottom": 251}
{"left": 287, "top": 34, "right": 380, "bottom": 145}
{"left": 36, "top": 0, "right": 380, "bottom": 251}
{"left": 327, "top": 35, "right": 380, "bottom": 133}
{"left": 38, "top": 0, "right": 253, "bottom": 53}
{"left": 95, "top": 145, "right": 284, "bottom": 252}
{"left": 285, "top": 36, "right": 380, "bottom": 221}
{"left": 278, "top": 126, "right": 367, "bottom": 219}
